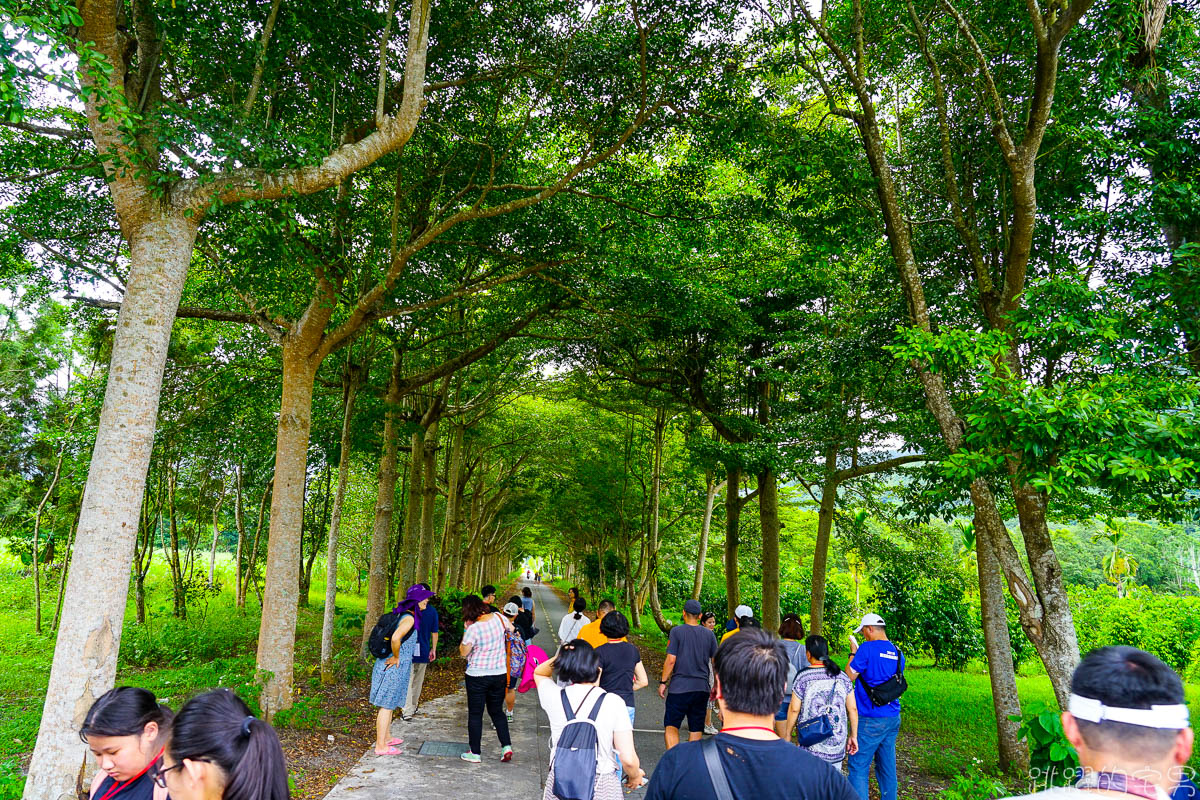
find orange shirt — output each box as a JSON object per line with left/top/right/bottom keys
{"left": 580, "top": 616, "right": 626, "bottom": 648}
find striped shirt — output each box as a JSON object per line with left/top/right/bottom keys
{"left": 463, "top": 614, "right": 510, "bottom": 676}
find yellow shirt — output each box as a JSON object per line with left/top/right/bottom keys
{"left": 720, "top": 627, "right": 739, "bottom": 644}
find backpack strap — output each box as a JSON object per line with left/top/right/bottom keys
{"left": 560, "top": 688, "right": 576, "bottom": 721}
{"left": 701, "top": 737, "right": 735, "bottom": 800}
{"left": 586, "top": 690, "right": 607, "bottom": 721}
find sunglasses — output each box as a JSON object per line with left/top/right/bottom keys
{"left": 153, "top": 759, "right": 208, "bottom": 788}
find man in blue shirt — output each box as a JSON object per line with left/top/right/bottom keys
{"left": 846, "top": 613, "right": 903, "bottom": 800}
{"left": 401, "top": 583, "right": 440, "bottom": 721}
{"left": 646, "top": 627, "right": 856, "bottom": 800}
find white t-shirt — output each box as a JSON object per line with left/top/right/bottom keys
{"left": 559, "top": 612, "right": 589, "bottom": 643}
{"left": 537, "top": 682, "right": 632, "bottom": 774}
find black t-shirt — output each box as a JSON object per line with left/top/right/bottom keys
{"left": 514, "top": 609, "right": 535, "bottom": 640}
{"left": 597, "top": 641, "right": 642, "bottom": 708}
{"left": 645, "top": 733, "right": 857, "bottom": 800}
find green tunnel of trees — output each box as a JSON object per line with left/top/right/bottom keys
{"left": 1, "top": 0, "right": 1198, "bottom": 794}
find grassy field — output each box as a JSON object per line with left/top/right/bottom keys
{"left": 577, "top": 589, "right": 1200, "bottom": 789}
{"left": 0, "top": 546, "right": 374, "bottom": 797}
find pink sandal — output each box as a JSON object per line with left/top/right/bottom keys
{"left": 388, "top": 737, "right": 404, "bottom": 746}
{"left": 374, "top": 746, "right": 403, "bottom": 756}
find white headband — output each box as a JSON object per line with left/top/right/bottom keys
{"left": 1069, "top": 693, "right": 1191, "bottom": 730}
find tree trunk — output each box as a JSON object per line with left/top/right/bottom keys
{"left": 758, "top": 468, "right": 781, "bottom": 633}
{"left": 388, "top": 458, "right": 409, "bottom": 603}
{"left": 234, "top": 465, "right": 245, "bottom": 608}
{"left": 166, "top": 467, "right": 186, "bottom": 619}
{"left": 809, "top": 466, "right": 839, "bottom": 636}
{"left": 242, "top": 480, "right": 270, "bottom": 610}
{"left": 416, "top": 418, "right": 440, "bottom": 584}
{"left": 973, "top": 495, "right": 1028, "bottom": 773}
{"left": 435, "top": 423, "right": 464, "bottom": 593}
{"left": 207, "top": 479, "right": 227, "bottom": 586}
{"left": 321, "top": 365, "right": 361, "bottom": 683}
{"left": 53, "top": 505, "right": 81, "bottom": 632}
{"left": 648, "top": 408, "right": 672, "bottom": 634}
{"left": 1007, "top": 479, "right": 1079, "bottom": 706}
{"left": 256, "top": 348, "right": 319, "bottom": 718}
{"left": 724, "top": 465, "right": 741, "bottom": 619}
{"left": 364, "top": 349, "right": 403, "bottom": 647}
{"left": 692, "top": 475, "right": 725, "bottom": 600}
{"left": 400, "top": 431, "right": 424, "bottom": 589}
{"left": 25, "top": 215, "right": 197, "bottom": 800}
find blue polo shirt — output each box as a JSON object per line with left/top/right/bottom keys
{"left": 412, "top": 605, "right": 440, "bottom": 664}
{"left": 849, "top": 639, "right": 903, "bottom": 718}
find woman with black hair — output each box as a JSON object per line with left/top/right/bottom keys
{"left": 156, "top": 688, "right": 288, "bottom": 800}
{"left": 557, "top": 596, "right": 588, "bottom": 643}
{"left": 521, "top": 586, "right": 536, "bottom": 623}
{"left": 533, "top": 640, "right": 645, "bottom": 798}
{"left": 459, "top": 593, "right": 514, "bottom": 762}
{"left": 776, "top": 613, "right": 808, "bottom": 737}
{"left": 784, "top": 634, "right": 858, "bottom": 769}
{"left": 81, "top": 687, "right": 173, "bottom": 800}
{"left": 595, "top": 611, "right": 647, "bottom": 723}
{"left": 700, "top": 612, "right": 721, "bottom": 735}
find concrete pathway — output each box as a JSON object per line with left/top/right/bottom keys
{"left": 322, "top": 580, "right": 685, "bottom": 799}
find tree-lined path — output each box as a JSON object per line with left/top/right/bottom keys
{"left": 323, "top": 580, "right": 675, "bottom": 799}
{"left": 4, "top": 0, "right": 1199, "bottom": 795}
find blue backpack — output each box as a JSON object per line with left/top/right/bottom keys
{"left": 551, "top": 688, "right": 605, "bottom": 800}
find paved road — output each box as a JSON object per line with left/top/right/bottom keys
{"left": 525, "top": 579, "right": 698, "bottom": 790}
{"left": 322, "top": 580, "right": 693, "bottom": 800}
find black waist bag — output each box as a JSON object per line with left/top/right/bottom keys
{"left": 862, "top": 653, "right": 907, "bottom": 707}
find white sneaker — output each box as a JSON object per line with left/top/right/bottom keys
{"left": 703, "top": 725, "right": 719, "bottom": 735}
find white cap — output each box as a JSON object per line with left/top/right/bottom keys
{"left": 854, "top": 613, "right": 886, "bottom": 633}
{"left": 734, "top": 604, "right": 752, "bottom": 619}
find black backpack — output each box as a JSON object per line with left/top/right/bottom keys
{"left": 367, "top": 611, "right": 414, "bottom": 659}
{"left": 551, "top": 688, "right": 605, "bottom": 800}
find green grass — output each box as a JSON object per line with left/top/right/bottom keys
{"left": 0, "top": 544, "right": 372, "bottom": 795}
{"left": 625, "top": 601, "right": 1200, "bottom": 784}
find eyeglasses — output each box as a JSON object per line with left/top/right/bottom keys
{"left": 153, "top": 759, "right": 208, "bottom": 788}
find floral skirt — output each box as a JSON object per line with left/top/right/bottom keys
{"left": 543, "top": 764, "right": 624, "bottom": 800}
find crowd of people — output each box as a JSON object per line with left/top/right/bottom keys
{"left": 79, "top": 573, "right": 1197, "bottom": 800}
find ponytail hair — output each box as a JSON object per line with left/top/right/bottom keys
{"left": 80, "top": 687, "right": 173, "bottom": 743}
{"left": 805, "top": 635, "right": 841, "bottom": 677}
{"left": 169, "top": 689, "right": 289, "bottom": 800}
{"left": 572, "top": 597, "right": 586, "bottom": 620}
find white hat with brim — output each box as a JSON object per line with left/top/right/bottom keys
{"left": 734, "top": 604, "right": 752, "bottom": 619}
{"left": 853, "top": 613, "right": 886, "bottom": 633}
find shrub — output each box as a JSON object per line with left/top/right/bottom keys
{"left": 941, "top": 769, "right": 1008, "bottom": 800}
{"left": 1016, "top": 702, "right": 1078, "bottom": 790}
{"left": 433, "top": 587, "right": 469, "bottom": 652}
{"left": 1186, "top": 639, "right": 1200, "bottom": 684}
{"left": 1067, "top": 585, "right": 1200, "bottom": 671}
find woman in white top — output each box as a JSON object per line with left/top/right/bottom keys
{"left": 558, "top": 596, "right": 589, "bottom": 642}
{"left": 533, "top": 640, "right": 645, "bottom": 799}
